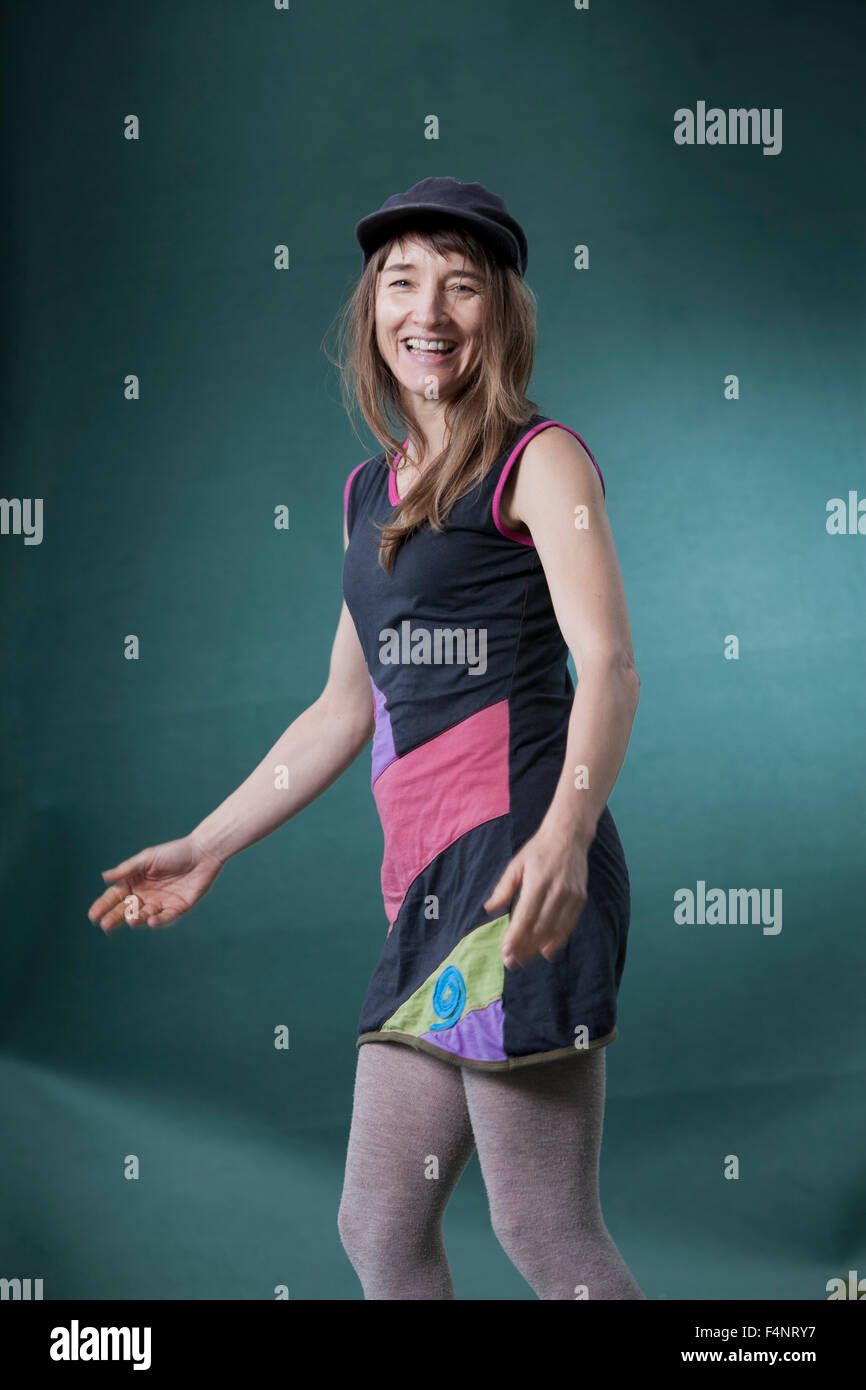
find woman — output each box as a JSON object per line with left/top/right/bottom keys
{"left": 88, "top": 177, "right": 645, "bottom": 1301}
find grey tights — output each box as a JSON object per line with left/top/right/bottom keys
{"left": 337, "top": 1039, "right": 646, "bottom": 1300}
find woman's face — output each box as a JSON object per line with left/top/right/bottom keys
{"left": 374, "top": 236, "right": 485, "bottom": 403}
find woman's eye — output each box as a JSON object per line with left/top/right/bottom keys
{"left": 388, "top": 280, "right": 475, "bottom": 292}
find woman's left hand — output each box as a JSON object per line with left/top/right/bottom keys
{"left": 484, "top": 825, "right": 590, "bottom": 969}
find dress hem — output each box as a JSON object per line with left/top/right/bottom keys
{"left": 355, "top": 1026, "right": 618, "bottom": 1072}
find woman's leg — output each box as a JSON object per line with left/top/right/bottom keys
{"left": 337, "top": 1040, "right": 476, "bottom": 1299}
{"left": 462, "top": 1046, "right": 646, "bottom": 1300}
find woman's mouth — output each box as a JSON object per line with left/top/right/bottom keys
{"left": 401, "top": 337, "right": 459, "bottom": 362}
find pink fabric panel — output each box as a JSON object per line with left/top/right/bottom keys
{"left": 492, "top": 420, "right": 606, "bottom": 546}
{"left": 373, "top": 699, "right": 510, "bottom": 929}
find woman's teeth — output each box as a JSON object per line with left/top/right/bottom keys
{"left": 404, "top": 339, "right": 457, "bottom": 356}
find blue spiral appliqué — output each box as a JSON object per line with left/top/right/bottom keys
{"left": 429, "top": 966, "right": 467, "bottom": 1032}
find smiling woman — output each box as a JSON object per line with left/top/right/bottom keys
{"left": 90, "top": 176, "right": 645, "bottom": 1303}
{"left": 326, "top": 190, "right": 540, "bottom": 575}
{"left": 325, "top": 177, "right": 645, "bottom": 1299}
{"left": 384, "top": 259, "right": 482, "bottom": 361}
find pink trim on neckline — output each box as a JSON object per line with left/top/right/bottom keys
{"left": 492, "top": 420, "right": 606, "bottom": 546}
{"left": 344, "top": 458, "right": 369, "bottom": 525}
{"left": 388, "top": 437, "right": 412, "bottom": 506}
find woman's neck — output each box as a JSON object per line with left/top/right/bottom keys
{"left": 399, "top": 399, "right": 450, "bottom": 470}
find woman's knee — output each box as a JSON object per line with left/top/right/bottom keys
{"left": 337, "top": 1196, "right": 433, "bottom": 1267}
{"left": 488, "top": 1192, "right": 603, "bottom": 1267}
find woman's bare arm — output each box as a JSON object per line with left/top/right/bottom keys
{"left": 89, "top": 522, "right": 373, "bottom": 932}
{"left": 506, "top": 425, "right": 640, "bottom": 848}
{"left": 487, "top": 426, "right": 640, "bottom": 965}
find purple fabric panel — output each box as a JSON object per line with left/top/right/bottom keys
{"left": 419, "top": 998, "right": 507, "bottom": 1062}
{"left": 370, "top": 676, "right": 398, "bottom": 786}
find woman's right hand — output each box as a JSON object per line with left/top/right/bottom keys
{"left": 87, "top": 834, "right": 225, "bottom": 933}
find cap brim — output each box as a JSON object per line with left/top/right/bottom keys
{"left": 354, "top": 203, "right": 522, "bottom": 273}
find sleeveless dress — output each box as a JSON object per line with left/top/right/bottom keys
{"left": 341, "top": 413, "right": 632, "bottom": 1071}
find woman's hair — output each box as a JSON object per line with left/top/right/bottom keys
{"left": 323, "top": 219, "right": 539, "bottom": 572}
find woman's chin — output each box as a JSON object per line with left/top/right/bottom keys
{"left": 396, "top": 369, "right": 465, "bottom": 401}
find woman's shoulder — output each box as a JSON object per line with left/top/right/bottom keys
{"left": 494, "top": 416, "right": 606, "bottom": 540}
{"left": 501, "top": 417, "right": 605, "bottom": 500}
{"left": 343, "top": 449, "right": 389, "bottom": 529}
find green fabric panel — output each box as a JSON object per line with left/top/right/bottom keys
{"left": 382, "top": 915, "right": 510, "bottom": 1036}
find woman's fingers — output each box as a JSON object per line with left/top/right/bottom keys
{"left": 501, "top": 877, "right": 548, "bottom": 967}
{"left": 88, "top": 881, "right": 130, "bottom": 929}
{"left": 100, "top": 896, "right": 140, "bottom": 933}
{"left": 89, "top": 838, "right": 221, "bottom": 935}
{"left": 122, "top": 893, "right": 148, "bottom": 927}
{"left": 88, "top": 862, "right": 146, "bottom": 923}
{"left": 484, "top": 857, "right": 522, "bottom": 914}
{"left": 99, "top": 893, "right": 166, "bottom": 932}
{"left": 144, "top": 904, "right": 179, "bottom": 928}
{"left": 89, "top": 881, "right": 154, "bottom": 933}
{"left": 504, "top": 887, "right": 585, "bottom": 967}
{"left": 538, "top": 923, "right": 574, "bottom": 961}
{"left": 89, "top": 850, "right": 160, "bottom": 928}
{"left": 534, "top": 886, "right": 584, "bottom": 948}
{"left": 98, "top": 892, "right": 156, "bottom": 933}
{"left": 100, "top": 850, "right": 150, "bottom": 882}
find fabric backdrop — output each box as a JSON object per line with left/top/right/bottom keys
{"left": 1, "top": 0, "right": 863, "bottom": 1299}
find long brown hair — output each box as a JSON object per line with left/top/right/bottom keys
{"left": 323, "top": 221, "right": 539, "bottom": 572}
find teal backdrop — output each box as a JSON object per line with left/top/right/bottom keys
{"left": 2, "top": 0, "right": 864, "bottom": 1300}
